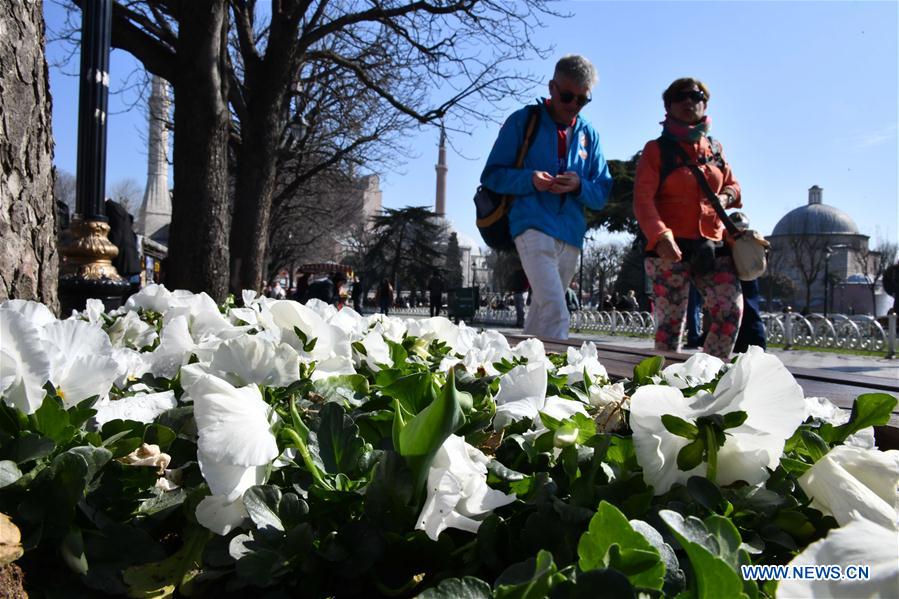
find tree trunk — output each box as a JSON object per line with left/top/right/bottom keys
{"left": 229, "top": 7, "right": 301, "bottom": 295}
{"left": 230, "top": 101, "right": 282, "bottom": 295}
{"left": 166, "top": 0, "right": 230, "bottom": 301}
{"left": 0, "top": 0, "right": 59, "bottom": 312}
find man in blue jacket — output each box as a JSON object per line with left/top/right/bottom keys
{"left": 481, "top": 55, "right": 613, "bottom": 339}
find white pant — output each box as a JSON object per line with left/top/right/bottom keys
{"left": 514, "top": 228, "right": 580, "bottom": 340}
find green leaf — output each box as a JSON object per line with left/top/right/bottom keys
{"left": 799, "top": 429, "right": 829, "bottom": 462}
{"left": 32, "top": 395, "right": 75, "bottom": 444}
{"left": 387, "top": 339, "right": 408, "bottom": 366}
{"left": 315, "top": 402, "right": 366, "bottom": 476}
{"left": 661, "top": 414, "right": 699, "bottom": 439}
{"left": 123, "top": 524, "right": 210, "bottom": 598}
{"left": 826, "top": 393, "right": 897, "bottom": 444}
{"left": 143, "top": 424, "right": 176, "bottom": 452}
{"left": 659, "top": 510, "right": 746, "bottom": 599}
{"left": 395, "top": 369, "right": 465, "bottom": 494}
{"left": 243, "top": 485, "right": 286, "bottom": 532}
{"left": 495, "top": 549, "right": 562, "bottom": 599}
{"left": 418, "top": 576, "right": 493, "bottom": 599}
{"left": 9, "top": 433, "right": 55, "bottom": 464}
{"left": 633, "top": 356, "right": 664, "bottom": 384}
{"left": 720, "top": 410, "right": 748, "bottom": 430}
{"left": 577, "top": 501, "right": 664, "bottom": 591}
{"left": 677, "top": 439, "right": 705, "bottom": 471}
{"left": 0, "top": 460, "right": 22, "bottom": 489}
{"left": 381, "top": 371, "right": 438, "bottom": 415}
{"left": 313, "top": 374, "right": 371, "bottom": 407}
{"left": 687, "top": 477, "right": 730, "bottom": 515}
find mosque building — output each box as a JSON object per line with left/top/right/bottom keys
{"left": 766, "top": 186, "right": 887, "bottom": 315}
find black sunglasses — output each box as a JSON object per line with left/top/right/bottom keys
{"left": 670, "top": 89, "right": 706, "bottom": 104}
{"left": 552, "top": 81, "right": 591, "bottom": 107}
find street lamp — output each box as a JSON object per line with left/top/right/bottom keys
{"left": 823, "top": 244, "right": 850, "bottom": 318}
{"left": 58, "top": 0, "right": 130, "bottom": 314}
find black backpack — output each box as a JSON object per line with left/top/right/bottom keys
{"left": 474, "top": 105, "right": 542, "bottom": 251}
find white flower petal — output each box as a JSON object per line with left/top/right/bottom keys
{"left": 798, "top": 446, "right": 899, "bottom": 529}
{"left": 197, "top": 450, "right": 267, "bottom": 501}
{"left": 493, "top": 362, "right": 547, "bottom": 430}
{"left": 189, "top": 374, "right": 278, "bottom": 467}
{"left": 209, "top": 335, "right": 300, "bottom": 388}
{"left": 777, "top": 517, "right": 899, "bottom": 599}
{"left": 0, "top": 299, "right": 57, "bottom": 327}
{"left": 195, "top": 494, "right": 249, "bottom": 536}
{"left": 630, "top": 385, "right": 704, "bottom": 494}
{"left": 0, "top": 309, "right": 51, "bottom": 414}
{"left": 416, "top": 436, "right": 514, "bottom": 541}
{"left": 662, "top": 353, "right": 725, "bottom": 389}
{"left": 93, "top": 391, "right": 177, "bottom": 427}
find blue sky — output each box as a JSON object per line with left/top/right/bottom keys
{"left": 45, "top": 1, "right": 898, "bottom": 249}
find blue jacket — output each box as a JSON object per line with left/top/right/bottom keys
{"left": 480, "top": 102, "right": 613, "bottom": 248}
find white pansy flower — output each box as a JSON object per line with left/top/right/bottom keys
{"left": 195, "top": 494, "right": 249, "bottom": 536}
{"left": 268, "top": 301, "right": 354, "bottom": 380}
{"left": 557, "top": 342, "right": 608, "bottom": 385}
{"left": 493, "top": 362, "right": 547, "bottom": 430}
{"left": 328, "top": 306, "right": 363, "bottom": 337}
{"left": 1, "top": 299, "right": 57, "bottom": 328}
{"left": 511, "top": 338, "right": 553, "bottom": 369}
{"left": 187, "top": 373, "right": 279, "bottom": 535}
{"left": 124, "top": 283, "right": 174, "bottom": 314}
{"left": 111, "top": 347, "right": 151, "bottom": 388}
{"left": 364, "top": 313, "right": 407, "bottom": 343}
{"left": 107, "top": 310, "right": 158, "bottom": 350}
{"left": 93, "top": 390, "right": 177, "bottom": 428}
{"left": 41, "top": 319, "right": 119, "bottom": 407}
{"left": 661, "top": 353, "right": 725, "bottom": 389}
{"left": 162, "top": 291, "right": 241, "bottom": 343}
{"left": 148, "top": 315, "right": 197, "bottom": 379}
{"left": 630, "top": 347, "right": 805, "bottom": 494}
{"left": 798, "top": 445, "right": 899, "bottom": 529}
{"left": 208, "top": 335, "right": 300, "bottom": 388}
{"left": 416, "top": 435, "right": 515, "bottom": 541}
{"left": 355, "top": 330, "right": 393, "bottom": 372}
{"left": 406, "top": 317, "right": 473, "bottom": 354}
{"left": 804, "top": 396, "right": 876, "bottom": 449}
{"left": 777, "top": 517, "right": 898, "bottom": 599}
{"left": 0, "top": 309, "right": 51, "bottom": 414}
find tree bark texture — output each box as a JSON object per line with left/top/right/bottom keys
{"left": 229, "top": 4, "right": 302, "bottom": 294}
{"left": 0, "top": 0, "right": 59, "bottom": 312}
{"left": 167, "top": 0, "right": 230, "bottom": 301}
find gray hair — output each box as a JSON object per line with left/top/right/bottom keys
{"left": 553, "top": 55, "right": 597, "bottom": 89}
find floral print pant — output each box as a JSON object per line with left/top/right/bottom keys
{"left": 644, "top": 256, "right": 743, "bottom": 359}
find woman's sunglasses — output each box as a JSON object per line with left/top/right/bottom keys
{"left": 670, "top": 90, "right": 707, "bottom": 104}
{"left": 552, "top": 81, "right": 591, "bottom": 107}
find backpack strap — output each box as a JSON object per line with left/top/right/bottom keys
{"left": 514, "top": 105, "right": 542, "bottom": 168}
{"left": 655, "top": 135, "right": 727, "bottom": 195}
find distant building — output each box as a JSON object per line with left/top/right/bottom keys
{"left": 766, "top": 186, "right": 884, "bottom": 314}
{"left": 136, "top": 76, "right": 171, "bottom": 243}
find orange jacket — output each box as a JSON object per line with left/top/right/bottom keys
{"left": 633, "top": 137, "right": 741, "bottom": 251}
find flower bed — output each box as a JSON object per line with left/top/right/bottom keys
{"left": 0, "top": 286, "right": 897, "bottom": 598}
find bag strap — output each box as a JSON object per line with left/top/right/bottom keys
{"left": 514, "top": 105, "right": 542, "bottom": 168}
{"left": 668, "top": 140, "right": 740, "bottom": 237}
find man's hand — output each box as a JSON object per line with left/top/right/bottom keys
{"left": 533, "top": 171, "right": 555, "bottom": 192}
{"left": 655, "top": 233, "right": 682, "bottom": 262}
{"left": 549, "top": 171, "right": 580, "bottom": 194}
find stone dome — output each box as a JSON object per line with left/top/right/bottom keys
{"left": 770, "top": 186, "right": 860, "bottom": 236}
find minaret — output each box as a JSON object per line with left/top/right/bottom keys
{"left": 434, "top": 124, "right": 447, "bottom": 216}
{"left": 137, "top": 76, "right": 171, "bottom": 239}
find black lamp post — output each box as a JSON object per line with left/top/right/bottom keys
{"left": 58, "top": 0, "right": 129, "bottom": 314}
{"left": 823, "top": 244, "right": 849, "bottom": 318}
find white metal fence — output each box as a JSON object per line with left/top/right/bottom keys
{"left": 389, "top": 306, "right": 897, "bottom": 357}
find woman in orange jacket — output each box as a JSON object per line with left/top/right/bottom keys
{"left": 633, "top": 77, "right": 743, "bottom": 359}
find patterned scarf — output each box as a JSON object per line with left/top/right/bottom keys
{"left": 661, "top": 115, "right": 711, "bottom": 142}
